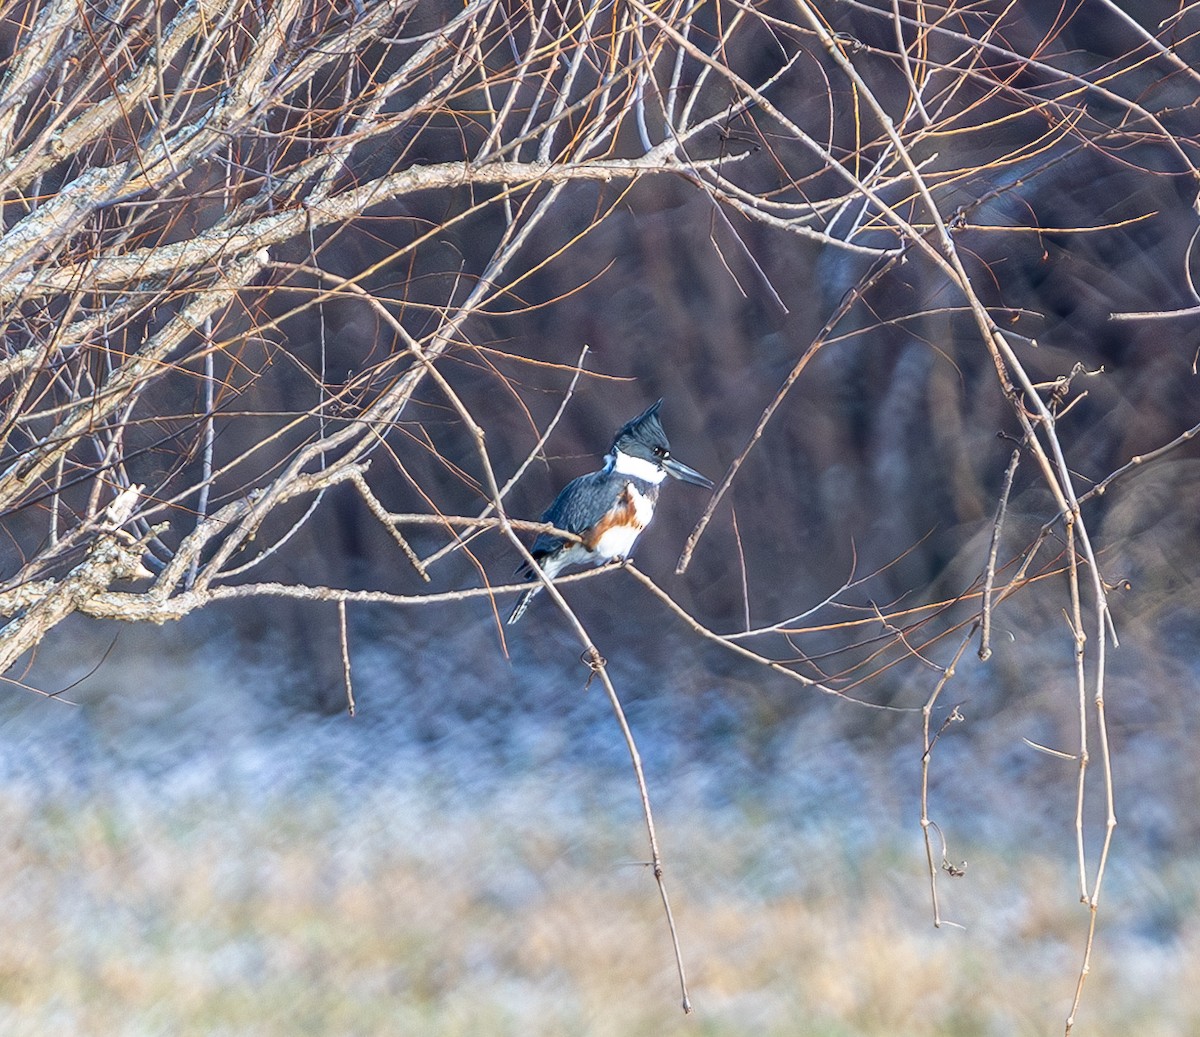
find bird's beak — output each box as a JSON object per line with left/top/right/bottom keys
{"left": 663, "top": 456, "right": 714, "bottom": 489}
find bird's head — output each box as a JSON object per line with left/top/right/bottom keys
{"left": 609, "top": 400, "right": 713, "bottom": 488}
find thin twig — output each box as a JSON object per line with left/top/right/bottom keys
{"left": 920, "top": 629, "right": 974, "bottom": 929}
{"left": 338, "top": 599, "right": 355, "bottom": 717}
{"left": 420, "top": 343, "right": 592, "bottom": 568}
{"left": 731, "top": 505, "right": 750, "bottom": 632}
{"left": 979, "top": 449, "right": 1020, "bottom": 661}
{"left": 676, "top": 248, "right": 907, "bottom": 574}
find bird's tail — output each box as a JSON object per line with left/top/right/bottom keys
{"left": 507, "top": 583, "right": 541, "bottom": 625}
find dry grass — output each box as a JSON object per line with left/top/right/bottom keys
{"left": 0, "top": 617, "right": 1192, "bottom": 1036}
{"left": 0, "top": 773, "right": 1194, "bottom": 1036}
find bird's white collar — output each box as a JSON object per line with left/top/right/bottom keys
{"left": 609, "top": 450, "right": 667, "bottom": 484}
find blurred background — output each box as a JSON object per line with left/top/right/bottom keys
{"left": 1, "top": 0, "right": 1200, "bottom": 1033}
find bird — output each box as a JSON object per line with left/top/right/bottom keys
{"left": 507, "top": 399, "right": 713, "bottom": 624}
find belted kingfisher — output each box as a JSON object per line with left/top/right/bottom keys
{"left": 507, "top": 400, "right": 712, "bottom": 624}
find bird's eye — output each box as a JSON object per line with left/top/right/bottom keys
{"left": 653, "top": 446, "right": 668, "bottom": 459}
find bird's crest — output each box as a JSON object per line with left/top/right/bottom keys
{"left": 611, "top": 398, "right": 668, "bottom": 454}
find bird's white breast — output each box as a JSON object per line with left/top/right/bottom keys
{"left": 593, "top": 521, "right": 641, "bottom": 562}
{"left": 592, "top": 481, "right": 655, "bottom": 562}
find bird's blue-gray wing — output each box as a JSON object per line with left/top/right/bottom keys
{"left": 522, "top": 470, "right": 611, "bottom": 566}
